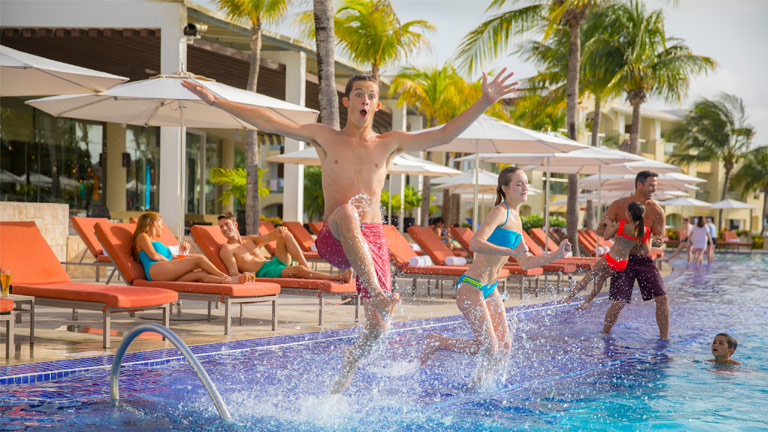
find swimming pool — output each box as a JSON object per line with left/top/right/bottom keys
{"left": 2, "top": 254, "right": 767, "bottom": 431}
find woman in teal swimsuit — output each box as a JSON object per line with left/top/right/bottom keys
{"left": 132, "top": 212, "right": 246, "bottom": 284}
{"left": 419, "top": 167, "right": 571, "bottom": 384}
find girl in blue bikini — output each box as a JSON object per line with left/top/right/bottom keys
{"left": 419, "top": 167, "right": 571, "bottom": 383}
{"left": 132, "top": 212, "right": 246, "bottom": 284}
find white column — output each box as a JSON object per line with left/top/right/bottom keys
{"left": 407, "top": 114, "right": 424, "bottom": 223}
{"left": 158, "top": 9, "right": 188, "bottom": 238}
{"left": 383, "top": 100, "right": 407, "bottom": 231}
{"left": 263, "top": 51, "right": 307, "bottom": 222}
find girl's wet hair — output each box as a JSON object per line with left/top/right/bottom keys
{"left": 628, "top": 201, "right": 646, "bottom": 243}
{"left": 495, "top": 166, "right": 521, "bottom": 205}
{"left": 132, "top": 212, "right": 161, "bottom": 262}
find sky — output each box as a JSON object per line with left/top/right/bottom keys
{"left": 198, "top": 0, "right": 768, "bottom": 146}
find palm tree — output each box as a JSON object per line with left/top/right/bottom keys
{"left": 731, "top": 146, "right": 768, "bottom": 234}
{"left": 213, "top": 0, "right": 294, "bottom": 235}
{"left": 667, "top": 93, "right": 756, "bottom": 227}
{"left": 455, "top": 0, "right": 600, "bottom": 255}
{"left": 312, "top": 0, "right": 339, "bottom": 128}
{"left": 297, "top": 0, "right": 434, "bottom": 84}
{"left": 599, "top": 0, "right": 715, "bottom": 155}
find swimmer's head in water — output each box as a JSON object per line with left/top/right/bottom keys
{"left": 712, "top": 333, "right": 738, "bottom": 358}
{"left": 343, "top": 74, "right": 380, "bottom": 127}
{"left": 495, "top": 166, "right": 528, "bottom": 205}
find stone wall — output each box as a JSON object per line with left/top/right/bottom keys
{"left": 0, "top": 201, "right": 69, "bottom": 261}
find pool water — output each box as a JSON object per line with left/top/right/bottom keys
{"left": 1, "top": 254, "right": 767, "bottom": 431}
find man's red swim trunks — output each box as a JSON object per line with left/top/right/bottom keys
{"left": 315, "top": 221, "right": 392, "bottom": 299}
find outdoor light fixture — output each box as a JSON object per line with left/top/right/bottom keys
{"left": 183, "top": 23, "right": 207, "bottom": 39}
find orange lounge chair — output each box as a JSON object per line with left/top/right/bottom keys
{"left": 721, "top": 231, "right": 751, "bottom": 251}
{"left": 281, "top": 222, "right": 315, "bottom": 252}
{"left": 190, "top": 225, "right": 359, "bottom": 326}
{"left": 94, "top": 221, "right": 280, "bottom": 335}
{"left": 64, "top": 216, "right": 118, "bottom": 283}
{"left": 0, "top": 222, "right": 176, "bottom": 349}
{"left": 383, "top": 225, "right": 513, "bottom": 298}
{"left": 449, "top": 226, "right": 475, "bottom": 258}
{"left": 527, "top": 228, "right": 596, "bottom": 268}
{"left": 308, "top": 221, "right": 324, "bottom": 235}
{"left": 1, "top": 297, "right": 14, "bottom": 358}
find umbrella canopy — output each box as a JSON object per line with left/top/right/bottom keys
{"left": 660, "top": 197, "right": 712, "bottom": 207}
{"left": 418, "top": 115, "right": 586, "bottom": 230}
{"left": 26, "top": 72, "right": 318, "bottom": 128}
{"left": 456, "top": 146, "right": 644, "bottom": 173}
{"left": 265, "top": 147, "right": 462, "bottom": 176}
{"left": 1, "top": 45, "right": 128, "bottom": 96}
{"left": 27, "top": 72, "right": 318, "bottom": 240}
{"left": 580, "top": 172, "right": 706, "bottom": 192}
{"left": 432, "top": 170, "right": 501, "bottom": 191}
{"left": 423, "top": 115, "right": 587, "bottom": 154}
{"left": 710, "top": 199, "right": 756, "bottom": 209}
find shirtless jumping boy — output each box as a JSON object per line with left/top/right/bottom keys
{"left": 183, "top": 69, "right": 517, "bottom": 393}
{"left": 217, "top": 212, "right": 352, "bottom": 283}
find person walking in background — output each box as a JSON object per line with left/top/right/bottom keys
{"left": 689, "top": 217, "right": 713, "bottom": 265}
{"left": 705, "top": 217, "right": 717, "bottom": 264}
{"left": 663, "top": 218, "right": 693, "bottom": 264}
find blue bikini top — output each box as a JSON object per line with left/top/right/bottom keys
{"left": 487, "top": 201, "right": 522, "bottom": 250}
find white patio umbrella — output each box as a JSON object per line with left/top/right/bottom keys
{"left": 660, "top": 197, "right": 712, "bottom": 207}
{"left": 1, "top": 45, "right": 128, "bottom": 96}
{"left": 711, "top": 199, "right": 757, "bottom": 232}
{"left": 457, "top": 146, "right": 644, "bottom": 249}
{"left": 27, "top": 72, "right": 318, "bottom": 240}
{"left": 265, "top": 147, "right": 462, "bottom": 230}
{"left": 580, "top": 172, "right": 707, "bottom": 192}
{"left": 550, "top": 190, "right": 687, "bottom": 207}
{"left": 419, "top": 115, "right": 586, "bottom": 230}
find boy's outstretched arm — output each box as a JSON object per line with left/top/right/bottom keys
{"left": 395, "top": 69, "right": 518, "bottom": 152}
{"left": 181, "top": 80, "right": 329, "bottom": 144}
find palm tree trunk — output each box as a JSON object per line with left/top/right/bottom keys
{"left": 762, "top": 186, "right": 768, "bottom": 235}
{"left": 565, "top": 20, "right": 581, "bottom": 255}
{"left": 718, "top": 166, "right": 733, "bottom": 230}
{"left": 583, "top": 95, "right": 602, "bottom": 230}
{"left": 629, "top": 101, "right": 641, "bottom": 154}
{"left": 245, "top": 22, "right": 263, "bottom": 235}
{"left": 313, "top": 0, "right": 339, "bottom": 129}
{"left": 371, "top": 63, "right": 380, "bottom": 85}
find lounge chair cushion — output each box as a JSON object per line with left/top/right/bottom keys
{"left": 134, "top": 279, "right": 280, "bottom": 297}
{"left": 71, "top": 217, "right": 110, "bottom": 257}
{"left": 11, "top": 281, "right": 177, "bottom": 309}
{"left": 94, "top": 222, "right": 147, "bottom": 284}
{"left": 382, "top": 224, "right": 418, "bottom": 268}
{"left": 0, "top": 298, "right": 13, "bottom": 313}
{"left": 408, "top": 226, "right": 454, "bottom": 266}
{"left": 0, "top": 221, "right": 71, "bottom": 284}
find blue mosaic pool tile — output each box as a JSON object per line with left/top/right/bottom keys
{"left": 0, "top": 297, "right": 581, "bottom": 387}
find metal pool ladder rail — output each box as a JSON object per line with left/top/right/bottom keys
{"left": 109, "top": 323, "right": 232, "bottom": 421}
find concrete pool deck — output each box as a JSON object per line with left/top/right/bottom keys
{"left": 2, "top": 261, "right": 678, "bottom": 367}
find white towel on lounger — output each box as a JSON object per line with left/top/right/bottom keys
{"left": 444, "top": 256, "right": 467, "bottom": 266}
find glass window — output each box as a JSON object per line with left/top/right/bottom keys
{"left": 0, "top": 98, "right": 104, "bottom": 211}
{"left": 126, "top": 126, "right": 160, "bottom": 211}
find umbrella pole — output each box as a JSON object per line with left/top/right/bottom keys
{"left": 544, "top": 157, "right": 550, "bottom": 251}
{"left": 472, "top": 151, "right": 479, "bottom": 232}
{"left": 178, "top": 104, "right": 186, "bottom": 244}
{"left": 399, "top": 174, "right": 405, "bottom": 233}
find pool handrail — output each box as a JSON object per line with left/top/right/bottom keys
{"left": 109, "top": 323, "right": 232, "bottom": 421}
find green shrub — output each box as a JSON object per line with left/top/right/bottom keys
{"left": 667, "top": 229, "right": 678, "bottom": 241}
{"left": 521, "top": 215, "right": 543, "bottom": 231}
{"left": 752, "top": 234, "right": 764, "bottom": 250}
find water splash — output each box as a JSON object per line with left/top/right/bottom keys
{"left": 348, "top": 193, "right": 377, "bottom": 220}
